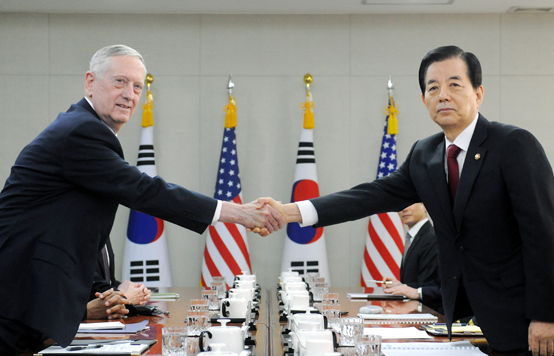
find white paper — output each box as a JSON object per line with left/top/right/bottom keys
{"left": 381, "top": 341, "right": 487, "bottom": 356}
{"left": 77, "top": 322, "right": 125, "bottom": 330}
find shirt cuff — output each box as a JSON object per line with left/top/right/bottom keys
{"left": 211, "top": 200, "right": 223, "bottom": 226}
{"left": 296, "top": 200, "right": 319, "bottom": 227}
{"left": 417, "top": 287, "right": 423, "bottom": 301}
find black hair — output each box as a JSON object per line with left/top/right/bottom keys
{"left": 418, "top": 45, "right": 482, "bottom": 94}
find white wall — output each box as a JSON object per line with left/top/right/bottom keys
{"left": 1, "top": 12, "right": 553, "bottom": 288}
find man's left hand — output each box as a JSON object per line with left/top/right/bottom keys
{"left": 529, "top": 320, "right": 554, "bottom": 356}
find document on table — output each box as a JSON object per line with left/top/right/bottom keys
{"left": 358, "top": 313, "right": 438, "bottom": 324}
{"left": 364, "top": 326, "right": 433, "bottom": 339}
{"left": 35, "top": 339, "right": 156, "bottom": 355}
{"left": 149, "top": 292, "right": 179, "bottom": 300}
{"left": 77, "top": 322, "right": 125, "bottom": 330}
{"left": 77, "top": 319, "right": 149, "bottom": 334}
{"left": 381, "top": 341, "right": 486, "bottom": 356}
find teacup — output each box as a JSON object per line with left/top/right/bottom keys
{"left": 199, "top": 319, "right": 249, "bottom": 355}
{"left": 234, "top": 280, "right": 256, "bottom": 289}
{"left": 221, "top": 297, "right": 251, "bottom": 323}
{"left": 289, "top": 310, "right": 325, "bottom": 332}
{"left": 290, "top": 329, "right": 334, "bottom": 356}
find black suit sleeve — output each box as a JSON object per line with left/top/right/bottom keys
{"left": 62, "top": 120, "right": 217, "bottom": 233}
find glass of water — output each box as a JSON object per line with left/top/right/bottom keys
{"left": 162, "top": 326, "right": 187, "bottom": 356}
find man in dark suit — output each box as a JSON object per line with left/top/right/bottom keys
{"left": 0, "top": 44, "right": 283, "bottom": 355}
{"left": 397, "top": 203, "right": 438, "bottom": 285}
{"left": 260, "top": 45, "right": 554, "bottom": 355}
{"left": 91, "top": 239, "right": 151, "bottom": 305}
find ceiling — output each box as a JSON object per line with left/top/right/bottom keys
{"left": 1, "top": 0, "right": 554, "bottom": 15}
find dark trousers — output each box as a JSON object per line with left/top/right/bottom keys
{"left": 0, "top": 317, "right": 47, "bottom": 356}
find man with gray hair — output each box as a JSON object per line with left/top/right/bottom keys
{"left": 0, "top": 44, "right": 283, "bottom": 355}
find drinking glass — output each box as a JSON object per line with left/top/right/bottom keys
{"left": 340, "top": 317, "right": 364, "bottom": 346}
{"left": 186, "top": 310, "right": 209, "bottom": 336}
{"left": 162, "top": 326, "right": 187, "bottom": 356}
{"left": 210, "top": 280, "right": 227, "bottom": 300}
{"left": 355, "top": 334, "right": 381, "bottom": 355}
{"left": 322, "top": 304, "right": 342, "bottom": 332}
{"left": 201, "top": 289, "right": 219, "bottom": 310}
{"left": 312, "top": 282, "right": 329, "bottom": 301}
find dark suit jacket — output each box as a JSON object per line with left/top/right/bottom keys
{"left": 0, "top": 99, "right": 217, "bottom": 347}
{"left": 407, "top": 278, "right": 443, "bottom": 315}
{"left": 311, "top": 115, "right": 554, "bottom": 351}
{"left": 400, "top": 220, "right": 438, "bottom": 285}
{"left": 90, "top": 238, "right": 120, "bottom": 300}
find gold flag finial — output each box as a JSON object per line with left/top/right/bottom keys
{"left": 303, "top": 73, "right": 313, "bottom": 91}
{"left": 141, "top": 73, "right": 154, "bottom": 128}
{"left": 223, "top": 75, "right": 237, "bottom": 128}
{"left": 300, "top": 74, "right": 314, "bottom": 129}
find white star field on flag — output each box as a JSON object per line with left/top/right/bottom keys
{"left": 214, "top": 128, "right": 241, "bottom": 201}
{"left": 376, "top": 124, "right": 397, "bottom": 179}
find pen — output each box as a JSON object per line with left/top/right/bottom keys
{"left": 366, "top": 279, "right": 393, "bottom": 286}
{"left": 67, "top": 344, "right": 103, "bottom": 351}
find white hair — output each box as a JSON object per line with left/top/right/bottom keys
{"left": 89, "top": 44, "right": 146, "bottom": 78}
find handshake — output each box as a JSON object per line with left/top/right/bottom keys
{"left": 219, "top": 197, "right": 300, "bottom": 237}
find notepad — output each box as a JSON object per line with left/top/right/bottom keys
{"left": 77, "top": 319, "right": 149, "bottom": 334}
{"left": 77, "top": 322, "right": 125, "bottom": 330}
{"left": 149, "top": 292, "right": 180, "bottom": 300}
{"left": 358, "top": 313, "right": 438, "bottom": 324}
{"left": 380, "top": 341, "right": 486, "bottom": 356}
{"left": 35, "top": 339, "right": 157, "bottom": 355}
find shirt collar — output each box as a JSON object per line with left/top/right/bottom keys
{"left": 84, "top": 97, "right": 117, "bottom": 136}
{"left": 408, "top": 218, "right": 429, "bottom": 237}
{"left": 444, "top": 113, "right": 479, "bottom": 152}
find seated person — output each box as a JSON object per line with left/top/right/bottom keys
{"left": 398, "top": 203, "right": 438, "bottom": 284}
{"left": 91, "top": 238, "right": 151, "bottom": 305}
{"left": 383, "top": 276, "right": 443, "bottom": 314}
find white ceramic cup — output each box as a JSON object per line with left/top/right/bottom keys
{"left": 305, "top": 339, "right": 334, "bottom": 356}
{"left": 221, "top": 297, "right": 251, "bottom": 321}
{"left": 292, "top": 329, "right": 334, "bottom": 356}
{"left": 290, "top": 311, "right": 325, "bottom": 332}
{"left": 228, "top": 288, "right": 255, "bottom": 303}
{"left": 235, "top": 280, "right": 256, "bottom": 289}
{"left": 199, "top": 319, "right": 248, "bottom": 355}
{"left": 284, "top": 281, "right": 308, "bottom": 292}
{"left": 289, "top": 293, "right": 310, "bottom": 311}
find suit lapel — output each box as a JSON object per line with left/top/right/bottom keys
{"left": 453, "top": 116, "right": 488, "bottom": 230}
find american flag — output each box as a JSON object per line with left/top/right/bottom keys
{"left": 201, "top": 126, "right": 251, "bottom": 289}
{"left": 360, "top": 97, "right": 405, "bottom": 290}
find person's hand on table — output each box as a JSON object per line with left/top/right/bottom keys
{"left": 383, "top": 283, "right": 419, "bottom": 300}
{"left": 87, "top": 288, "right": 130, "bottom": 320}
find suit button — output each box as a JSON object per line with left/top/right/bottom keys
{"left": 459, "top": 246, "right": 464, "bottom": 252}
{"left": 453, "top": 276, "right": 459, "bottom": 281}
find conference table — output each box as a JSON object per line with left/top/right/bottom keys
{"left": 32, "top": 286, "right": 515, "bottom": 355}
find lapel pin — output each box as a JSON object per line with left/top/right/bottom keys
{"left": 475, "top": 153, "right": 481, "bottom": 160}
